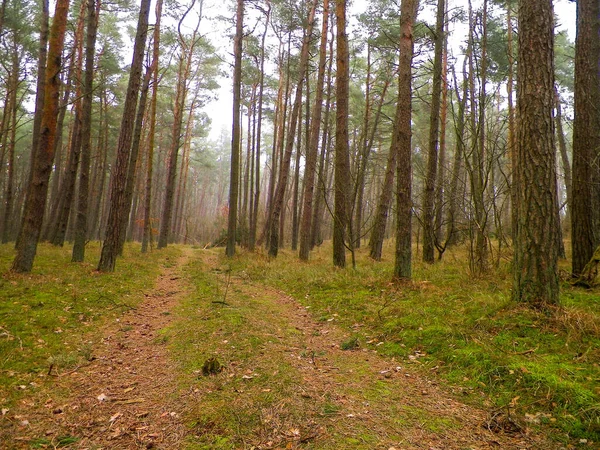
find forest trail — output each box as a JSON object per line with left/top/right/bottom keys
{"left": 2, "top": 247, "right": 556, "bottom": 449}
{"left": 176, "top": 249, "right": 555, "bottom": 449}
{"left": 2, "top": 248, "right": 194, "bottom": 449}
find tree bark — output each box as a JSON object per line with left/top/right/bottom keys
{"left": 268, "top": 0, "right": 318, "bottom": 257}
{"left": 299, "top": 0, "right": 329, "bottom": 261}
{"left": 71, "top": 0, "right": 99, "bottom": 262}
{"left": 421, "top": 0, "right": 445, "bottom": 264}
{"left": 513, "top": 0, "right": 559, "bottom": 306}
{"left": 393, "top": 0, "right": 418, "bottom": 279}
{"left": 12, "top": 0, "right": 70, "bottom": 273}
{"left": 226, "top": 0, "right": 244, "bottom": 256}
{"left": 333, "top": 0, "right": 352, "bottom": 268}
{"left": 97, "top": 0, "right": 150, "bottom": 272}
{"left": 571, "top": 0, "right": 600, "bottom": 277}
{"left": 141, "top": 0, "right": 163, "bottom": 253}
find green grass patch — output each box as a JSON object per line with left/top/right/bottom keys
{"left": 0, "top": 242, "right": 180, "bottom": 410}
{"left": 231, "top": 242, "right": 600, "bottom": 443}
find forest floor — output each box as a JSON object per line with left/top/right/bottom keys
{"left": 0, "top": 246, "right": 565, "bottom": 449}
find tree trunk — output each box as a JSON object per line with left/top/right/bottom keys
{"left": 571, "top": 0, "right": 599, "bottom": 277}
{"left": 72, "top": 0, "right": 99, "bottom": 261}
{"left": 141, "top": 0, "right": 163, "bottom": 253}
{"left": 16, "top": 0, "right": 49, "bottom": 250}
{"left": 513, "top": 0, "right": 559, "bottom": 306}
{"left": 1, "top": 45, "right": 19, "bottom": 243}
{"left": 249, "top": 2, "right": 270, "bottom": 251}
{"left": 333, "top": 0, "right": 352, "bottom": 268}
{"left": 422, "top": 0, "right": 445, "bottom": 264}
{"left": 97, "top": 0, "right": 150, "bottom": 272}
{"left": 226, "top": 0, "right": 244, "bottom": 256}
{"left": 393, "top": 0, "right": 418, "bottom": 279}
{"left": 117, "top": 66, "right": 152, "bottom": 254}
{"left": 12, "top": 0, "right": 70, "bottom": 273}
{"left": 268, "top": 0, "right": 318, "bottom": 257}
{"left": 299, "top": 0, "right": 329, "bottom": 261}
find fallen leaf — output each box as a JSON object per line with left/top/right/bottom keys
{"left": 109, "top": 412, "right": 122, "bottom": 422}
{"left": 1, "top": 408, "right": 8, "bottom": 415}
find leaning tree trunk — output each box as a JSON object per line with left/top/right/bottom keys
{"left": 268, "top": 0, "right": 318, "bottom": 257}
{"left": 97, "top": 0, "right": 150, "bottom": 272}
{"left": 12, "top": 0, "right": 70, "bottom": 273}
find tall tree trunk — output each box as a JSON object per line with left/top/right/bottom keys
{"left": 117, "top": 66, "right": 152, "bottom": 254}
{"left": 311, "top": 31, "right": 335, "bottom": 249}
{"left": 141, "top": 0, "right": 163, "bottom": 253}
{"left": 291, "top": 101, "right": 303, "bottom": 251}
{"left": 158, "top": 0, "right": 200, "bottom": 249}
{"left": 434, "top": 23, "right": 448, "bottom": 259}
{"left": 555, "top": 90, "right": 571, "bottom": 239}
{"left": 299, "top": 0, "right": 329, "bottom": 261}
{"left": 571, "top": 0, "right": 599, "bottom": 276}
{"left": 72, "top": 0, "right": 99, "bottom": 261}
{"left": 513, "top": 0, "right": 559, "bottom": 305}
{"left": 16, "top": 0, "right": 49, "bottom": 249}
{"left": 394, "top": 0, "right": 418, "bottom": 279}
{"left": 268, "top": 0, "right": 318, "bottom": 257}
{"left": 445, "top": 63, "right": 468, "bottom": 246}
{"left": 422, "top": 0, "right": 445, "bottom": 264}
{"left": 226, "top": 0, "right": 244, "bottom": 256}
{"left": 249, "top": 2, "right": 270, "bottom": 251}
{"left": 506, "top": 0, "right": 517, "bottom": 243}
{"left": 333, "top": 0, "right": 352, "bottom": 268}
{"left": 364, "top": 71, "right": 394, "bottom": 261}
{"left": 97, "top": 0, "right": 150, "bottom": 272}
{"left": 469, "top": 0, "right": 489, "bottom": 275}
{"left": 1, "top": 45, "right": 19, "bottom": 243}
{"left": 12, "top": 0, "right": 70, "bottom": 273}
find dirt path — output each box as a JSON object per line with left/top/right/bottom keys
{"left": 2, "top": 248, "right": 194, "bottom": 449}
{"left": 2, "top": 248, "right": 558, "bottom": 449}
{"left": 179, "top": 250, "right": 556, "bottom": 449}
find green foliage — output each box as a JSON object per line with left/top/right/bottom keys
{"left": 0, "top": 243, "right": 180, "bottom": 410}
{"left": 233, "top": 243, "right": 600, "bottom": 442}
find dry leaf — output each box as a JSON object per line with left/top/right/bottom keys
{"left": 109, "top": 412, "right": 122, "bottom": 422}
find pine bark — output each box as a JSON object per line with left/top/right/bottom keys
{"left": 333, "top": 0, "right": 352, "bottom": 268}
{"left": 97, "top": 0, "right": 150, "bottom": 272}
{"left": 226, "top": 0, "right": 244, "bottom": 256}
{"left": 141, "top": 0, "right": 163, "bottom": 253}
{"left": 422, "top": 0, "right": 445, "bottom": 264}
{"left": 299, "top": 0, "right": 329, "bottom": 261}
{"left": 12, "top": 0, "right": 70, "bottom": 273}
{"left": 393, "top": 0, "right": 418, "bottom": 279}
{"left": 513, "top": 0, "right": 559, "bottom": 306}
{"left": 571, "top": 0, "right": 600, "bottom": 276}
{"left": 268, "top": 0, "right": 318, "bottom": 257}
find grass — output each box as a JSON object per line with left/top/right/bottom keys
{"left": 229, "top": 240, "right": 600, "bottom": 443}
{"left": 0, "top": 241, "right": 181, "bottom": 412}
